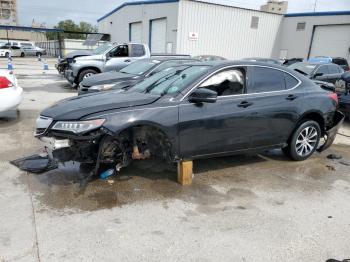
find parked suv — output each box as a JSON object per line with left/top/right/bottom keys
{"left": 65, "top": 43, "right": 151, "bottom": 86}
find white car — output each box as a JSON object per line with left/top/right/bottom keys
{"left": 0, "top": 70, "right": 23, "bottom": 113}
{"left": 0, "top": 45, "right": 24, "bottom": 57}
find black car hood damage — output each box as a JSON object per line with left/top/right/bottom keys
{"left": 41, "top": 92, "right": 160, "bottom": 120}
{"left": 81, "top": 71, "right": 138, "bottom": 87}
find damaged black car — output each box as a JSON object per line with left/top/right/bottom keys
{"left": 35, "top": 61, "right": 344, "bottom": 174}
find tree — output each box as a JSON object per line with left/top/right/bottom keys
{"left": 46, "top": 20, "right": 97, "bottom": 40}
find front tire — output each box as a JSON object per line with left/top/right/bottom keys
{"left": 36, "top": 52, "right": 42, "bottom": 57}
{"left": 78, "top": 69, "right": 98, "bottom": 83}
{"left": 283, "top": 120, "right": 321, "bottom": 161}
{"left": 21, "top": 52, "right": 25, "bottom": 57}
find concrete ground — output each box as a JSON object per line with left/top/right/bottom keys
{"left": 1, "top": 58, "right": 350, "bottom": 262}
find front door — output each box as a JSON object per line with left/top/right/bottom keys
{"left": 179, "top": 67, "right": 255, "bottom": 158}
{"left": 104, "top": 45, "right": 131, "bottom": 72}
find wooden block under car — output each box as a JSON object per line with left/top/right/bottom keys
{"left": 177, "top": 160, "right": 193, "bottom": 185}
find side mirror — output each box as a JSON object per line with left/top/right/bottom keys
{"left": 314, "top": 72, "right": 323, "bottom": 78}
{"left": 188, "top": 88, "right": 217, "bottom": 103}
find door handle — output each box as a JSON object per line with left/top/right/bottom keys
{"left": 286, "top": 94, "right": 298, "bottom": 101}
{"left": 237, "top": 101, "right": 253, "bottom": 108}
{"left": 124, "top": 59, "right": 131, "bottom": 62}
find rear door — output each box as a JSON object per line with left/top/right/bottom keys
{"left": 326, "top": 64, "right": 344, "bottom": 84}
{"left": 245, "top": 66, "right": 302, "bottom": 147}
{"left": 313, "top": 65, "right": 330, "bottom": 82}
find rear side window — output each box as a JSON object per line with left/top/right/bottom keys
{"left": 130, "top": 44, "right": 145, "bottom": 57}
{"left": 249, "top": 67, "right": 285, "bottom": 93}
{"left": 328, "top": 64, "right": 343, "bottom": 74}
{"left": 284, "top": 73, "right": 299, "bottom": 89}
{"left": 316, "top": 66, "right": 329, "bottom": 75}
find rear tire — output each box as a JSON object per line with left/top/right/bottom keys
{"left": 78, "top": 69, "right": 98, "bottom": 84}
{"left": 283, "top": 120, "right": 321, "bottom": 161}
{"left": 21, "top": 52, "right": 25, "bottom": 57}
{"left": 5, "top": 52, "right": 9, "bottom": 58}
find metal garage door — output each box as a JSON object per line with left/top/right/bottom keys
{"left": 130, "top": 22, "right": 142, "bottom": 43}
{"left": 150, "top": 18, "right": 167, "bottom": 53}
{"left": 310, "top": 24, "right": 350, "bottom": 61}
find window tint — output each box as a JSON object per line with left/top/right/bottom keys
{"left": 332, "top": 58, "right": 348, "bottom": 66}
{"left": 109, "top": 45, "right": 128, "bottom": 57}
{"left": 284, "top": 73, "right": 299, "bottom": 89}
{"left": 328, "top": 65, "right": 341, "bottom": 74}
{"left": 130, "top": 44, "right": 145, "bottom": 57}
{"left": 12, "top": 46, "right": 20, "bottom": 49}
{"left": 249, "top": 67, "right": 285, "bottom": 93}
{"left": 316, "top": 66, "right": 329, "bottom": 75}
{"left": 199, "top": 68, "right": 245, "bottom": 96}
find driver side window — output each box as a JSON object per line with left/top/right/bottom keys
{"left": 199, "top": 68, "right": 245, "bottom": 96}
{"left": 109, "top": 45, "right": 128, "bottom": 58}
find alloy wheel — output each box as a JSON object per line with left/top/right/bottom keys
{"left": 295, "top": 126, "right": 318, "bottom": 157}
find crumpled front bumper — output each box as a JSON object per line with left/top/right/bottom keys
{"left": 317, "top": 110, "right": 345, "bottom": 152}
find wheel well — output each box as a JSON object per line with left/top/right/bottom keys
{"left": 118, "top": 124, "right": 173, "bottom": 161}
{"left": 300, "top": 112, "right": 325, "bottom": 133}
{"left": 78, "top": 67, "right": 101, "bottom": 76}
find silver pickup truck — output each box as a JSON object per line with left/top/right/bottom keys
{"left": 65, "top": 43, "right": 150, "bottom": 86}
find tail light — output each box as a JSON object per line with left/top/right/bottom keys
{"left": 328, "top": 92, "right": 338, "bottom": 105}
{"left": 0, "top": 76, "right": 12, "bottom": 89}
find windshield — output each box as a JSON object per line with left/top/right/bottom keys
{"left": 128, "top": 65, "right": 210, "bottom": 96}
{"left": 92, "top": 43, "right": 113, "bottom": 55}
{"left": 289, "top": 62, "right": 316, "bottom": 75}
{"left": 120, "top": 60, "right": 160, "bottom": 75}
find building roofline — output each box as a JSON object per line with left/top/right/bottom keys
{"left": 188, "top": 0, "right": 283, "bottom": 16}
{"left": 97, "top": 0, "right": 179, "bottom": 22}
{"left": 97, "top": 0, "right": 283, "bottom": 23}
{"left": 285, "top": 10, "right": 350, "bottom": 17}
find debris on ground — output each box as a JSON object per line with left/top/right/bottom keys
{"left": 100, "top": 169, "right": 115, "bottom": 180}
{"left": 107, "top": 179, "right": 114, "bottom": 185}
{"left": 326, "top": 165, "right": 336, "bottom": 171}
{"left": 10, "top": 154, "right": 58, "bottom": 174}
{"left": 327, "top": 154, "right": 343, "bottom": 160}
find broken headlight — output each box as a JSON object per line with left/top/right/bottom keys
{"left": 51, "top": 119, "right": 105, "bottom": 134}
{"left": 89, "top": 84, "right": 115, "bottom": 91}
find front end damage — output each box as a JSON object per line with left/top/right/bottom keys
{"left": 35, "top": 121, "right": 172, "bottom": 175}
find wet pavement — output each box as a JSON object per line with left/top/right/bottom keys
{"left": 1, "top": 58, "right": 350, "bottom": 262}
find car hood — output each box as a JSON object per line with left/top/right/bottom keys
{"left": 41, "top": 91, "right": 160, "bottom": 120}
{"left": 75, "top": 54, "right": 104, "bottom": 61}
{"left": 64, "top": 50, "right": 93, "bottom": 59}
{"left": 81, "top": 71, "right": 138, "bottom": 87}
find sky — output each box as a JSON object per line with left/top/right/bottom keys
{"left": 17, "top": 0, "right": 350, "bottom": 27}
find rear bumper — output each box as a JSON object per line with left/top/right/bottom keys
{"left": 318, "top": 110, "right": 345, "bottom": 152}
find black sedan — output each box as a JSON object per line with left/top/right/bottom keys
{"left": 35, "top": 61, "right": 343, "bottom": 175}
{"left": 288, "top": 62, "right": 344, "bottom": 86}
{"left": 78, "top": 57, "right": 197, "bottom": 95}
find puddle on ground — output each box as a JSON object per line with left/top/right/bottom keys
{"left": 16, "top": 145, "right": 350, "bottom": 213}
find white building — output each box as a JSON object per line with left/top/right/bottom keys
{"left": 274, "top": 11, "right": 350, "bottom": 61}
{"left": 98, "top": 0, "right": 283, "bottom": 58}
{"left": 98, "top": 0, "right": 350, "bottom": 62}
